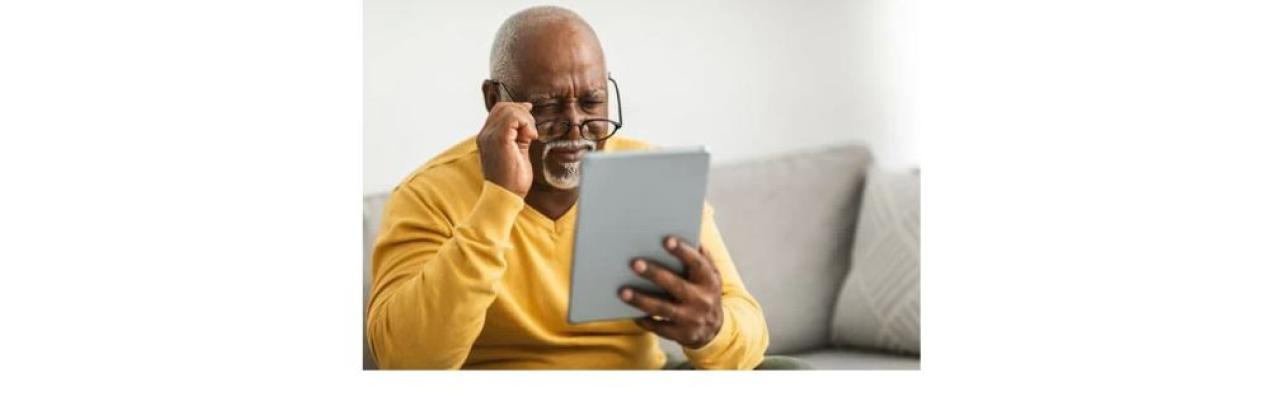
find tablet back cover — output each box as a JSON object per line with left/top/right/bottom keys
{"left": 568, "top": 147, "right": 709, "bottom": 324}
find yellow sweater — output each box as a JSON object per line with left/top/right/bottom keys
{"left": 366, "top": 136, "right": 769, "bottom": 369}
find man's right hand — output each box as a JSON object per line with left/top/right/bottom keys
{"left": 476, "top": 102, "right": 538, "bottom": 197}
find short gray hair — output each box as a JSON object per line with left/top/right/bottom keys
{"left": 489, "top": 6, "right": 598, "bottom": 87}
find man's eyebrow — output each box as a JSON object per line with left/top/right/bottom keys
{"left": 525, "top": 92, "right": 556, "bottom": 102}
{"left": 526, "top": 89, "right": 604, "bottom": 102}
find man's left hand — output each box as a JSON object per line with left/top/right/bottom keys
{"left": 619, "top": 236, "right": 724, "bottom": 349}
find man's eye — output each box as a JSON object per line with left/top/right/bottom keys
{"left": 580, "top": 101, "right": 604, "bottom": 109}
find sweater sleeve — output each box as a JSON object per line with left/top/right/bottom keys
{"left": 682, "top": 205, "right": 771, "bottom": 369}
{"left": 366, "top": 180, "right": 525, "bottom": 369}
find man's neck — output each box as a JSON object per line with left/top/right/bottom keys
{"left": 524, "top": 185, "right": 579, "bottom": 221}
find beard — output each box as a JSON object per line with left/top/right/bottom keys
{"left": 539, "top": 138, "right": 597, "bottom": 190}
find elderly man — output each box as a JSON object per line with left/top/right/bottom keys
{"left": 366, "top": 6, "right": 806, "bottom": 370}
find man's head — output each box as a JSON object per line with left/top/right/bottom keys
{"left": 483, "top": 6, "right": 610, "bottom": 191}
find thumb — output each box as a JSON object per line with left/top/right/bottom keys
{"left": 515, "top": 118, "right": 538, "bottom": 145}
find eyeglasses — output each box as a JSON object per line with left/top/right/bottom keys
{"left": 494, "top": 74, "right": 624, "bottom": 142}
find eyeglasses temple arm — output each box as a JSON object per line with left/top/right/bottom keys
{"left": 609, "top": 74, "right": 622, "bottom": 127}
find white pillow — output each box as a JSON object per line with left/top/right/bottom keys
{"left": 830, "top": 168, "right": 920, "bottom": 355}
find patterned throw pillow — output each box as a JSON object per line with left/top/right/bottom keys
{"left": 830, "top": 168, "right": 920, "bottom": 355}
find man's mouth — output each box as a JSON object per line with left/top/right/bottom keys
{"left": 547, "top": 146, "right": 589, "bottom": 163}
{"left": 539, "top": 139, "right": 595, "bottom": 189}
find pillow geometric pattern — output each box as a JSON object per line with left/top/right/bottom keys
{"left": 830, "top": 168, "right": 920, "bottom": 355}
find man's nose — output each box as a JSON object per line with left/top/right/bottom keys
{"left": 563, "top": 106, "right": 586, "bottom": 140}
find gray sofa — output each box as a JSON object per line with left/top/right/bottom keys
{"left": 363, "top": 144, "right": 920, "bottom": 370}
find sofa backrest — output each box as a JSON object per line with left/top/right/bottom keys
{"left": 362, "top": 193, "right": 388, "bottom": 370}
{"left": 705, "top": 145, "right": 872, "bottom": 354}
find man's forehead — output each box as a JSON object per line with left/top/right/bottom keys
{"left": 523, "top": 79, "right": 606, "bottom": 98}
{"left": 507, "top": 21, "right": 606, "bottom": 88}
{"left": 514, "top": 20, "right": 599, "bottom": 57}
{"left": 514, "top": 51, "right": 604, "bottom": 83}
{"left": 514, "top": 58, "right": 607, "bottom": 98}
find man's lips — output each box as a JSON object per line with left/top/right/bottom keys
{"left": 547, "top": 147, "right": 589, "bottom": 163}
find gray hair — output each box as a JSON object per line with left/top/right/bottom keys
{"left": 489, "top": 6, "right": 600, "bottom": 87}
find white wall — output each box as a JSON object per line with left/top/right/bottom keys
{"left": 365, "top": 0, "right": 915, "bottom": 194}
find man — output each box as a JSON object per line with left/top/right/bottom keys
{"left": 366, "top": 6, "right": 804, "bottom": 370}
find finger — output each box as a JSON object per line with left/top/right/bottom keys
{"left": 495, "top": 101, "right": 532, "bottom": 111}
{"left": 501, "top": 105, "right": 533, "bottom": 127}
{"left": 482, "top": 102, "right": 528, "bottom": 127}
{"left": 631, "top": 259, "right": 693, "bottom": 301}
{"left": 515, "top": 119, "right": 537, "bottom": 146}
{"left": 634, "top": 317, "right": 682, "bottom": 341}
{"left": 619, "top": 287, "right": 685, "bottom": 322}
{"left": 663, "top": 236, "right": 716, "bottom": 286}
{"left": 698, "top": 245, "right": 723, "bottom": 287}
{"left": 505, "top": 108, "right": 537, "bottom": 146}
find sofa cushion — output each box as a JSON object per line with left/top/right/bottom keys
{"left": 790, "top": 348, "right": 919, "bottom": 370}
{"left": 830, "top": 168, "right": 920, "bottom": 355}
{"left": 706, "top": 145, "right": 872, "bottom": 354}
{"left": 363, "top": 193, "right": 389, "bottom": 370}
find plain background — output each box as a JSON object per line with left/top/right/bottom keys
{"left": 3, "top": 0, "right": 1280, "bottom": 408}
{"left": 364, "top": 0, "right": 915, "bottom": 194}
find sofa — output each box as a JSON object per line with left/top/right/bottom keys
{"left": 363, "top": 143, "right": 920, "bottom": 370}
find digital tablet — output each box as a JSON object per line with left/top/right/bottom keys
{"left": 567, "top": 147, "right": 710, "bottom": 324}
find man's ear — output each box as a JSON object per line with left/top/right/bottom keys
{"left": 482, "top": 80, "right": 498, "bottom": 112}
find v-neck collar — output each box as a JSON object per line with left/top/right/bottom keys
{"left": 515, "top": 139, "right": 621, "bottom": 234}
{"left": 520, "top": 200, "right": 578, "bottom": 234}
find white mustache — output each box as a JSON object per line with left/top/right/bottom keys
{"left": 543, "top": 139, "right": 597, "bottom": 152}
{"left": 539, "top": 138, "right": 591, "bottom": 189}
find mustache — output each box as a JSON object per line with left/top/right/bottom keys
{"left": 543, "top": 138, "right": 597, "bottom": 151}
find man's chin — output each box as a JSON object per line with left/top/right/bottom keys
{"left": 541, "top": 160, "right": 582, "bottom": 190}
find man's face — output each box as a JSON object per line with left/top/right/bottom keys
{"left": 509, "top": 24, "right": 609, "bottom": 192}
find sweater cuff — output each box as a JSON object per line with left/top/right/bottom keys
{"left": 457, "top": 181, "right": 526, "bottom": 244}
{"left": 681, "top": 306, "right": 736, "bottom": 366}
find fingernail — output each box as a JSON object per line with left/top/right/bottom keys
{"left": 665, "top": 237, "right": 677, "bottom": 250}
{"left": 632, "top": 259, "right": 646, "bottom": 272}
{"left": 619, "top": 288, "right": 632, "bottom": 301}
